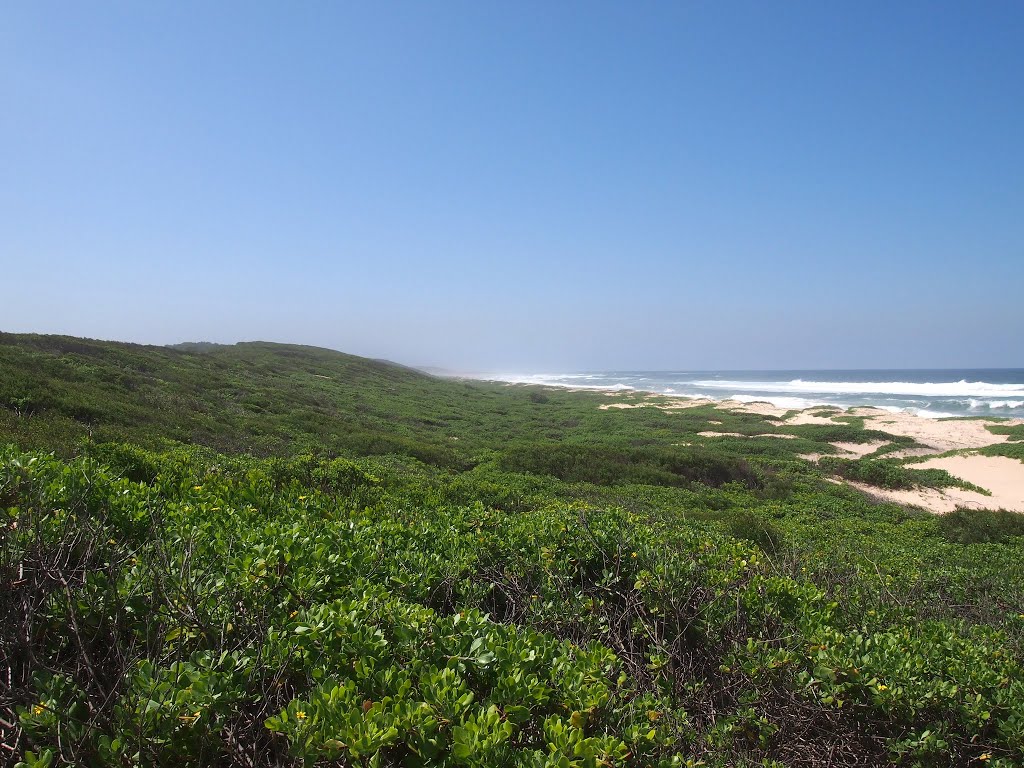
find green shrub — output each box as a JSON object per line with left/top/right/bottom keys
{"left": 499, "top": 443, "right": 760, "bottom": 489}
{"left": 726, "top": 510, "right": 785, "bottom": 553}
{"left": 980, "top": 442, "right": 1024, "bottom": 462}
{"left": 939, "top": 508, "right": 1024, "bottom": 544}
{"left": 819, "top": 456, "right": 988, "bottom": 494}
{"left": 986, "top": 423, "right": 1024, "bottom": 441}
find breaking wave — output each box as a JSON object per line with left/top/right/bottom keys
{"left": 474, "top": 370, "right": 1024, "bottom": 419}
{"left": 690, "top": 379, "right": 1024, "bottom": 399}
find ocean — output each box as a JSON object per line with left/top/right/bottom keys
{"left": 486, "top": 369, "right": 1024, "bottom": 419}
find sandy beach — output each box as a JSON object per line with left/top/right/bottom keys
{"left": 844, "top": 454, "right": 1024, "bottom": 514}
{"left": 599, "top": 392, "right": 1024, "bottom": 514}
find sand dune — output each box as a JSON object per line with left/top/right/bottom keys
{"left": 592, "top": 392, "right": 1023, "bottom": 514}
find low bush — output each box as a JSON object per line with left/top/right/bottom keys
{"left": 939, "top": 507, "right": 1024, "bottom": 544}
{"left": 819, "top": 456, "right": 988, "bottom": 494}
{"left": 499, "top": 443, "right": 761, "bottom": 490}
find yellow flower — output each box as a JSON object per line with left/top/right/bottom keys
{"left": 876, "top": 684, "right": 888, "bottom": 691}
{"left": 631, "top": 552, "right": 638, "bottom": 558}
{"left": 295, "top": 711, "right": 307, "bottom": 720}
{"left": 33, "top": 704, "right": 45, "bottom": 716}
{"left": 193, "top": 485, "right": 202, "bottom": 490}
{"left": 979, "top": 754, "right": 992, "bottom": 762}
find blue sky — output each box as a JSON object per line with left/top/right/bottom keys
{"left": 2, "top": 1, "right": 1021, "bottom": 370}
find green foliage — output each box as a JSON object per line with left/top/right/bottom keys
{"left": 4, "top": 333, "right": 1024, "bottom": 766}
{"left": 779, "top": 422, "right": 897, "bottom": 444}
{"left": 819, "top": 455, "right": 990, "bottom": 493}
{"left": 0, "top": 333, "right": 858, "bottom": 469}
{"left": 499, "top": 443, "right": 761, "bottom": 489}
{"left": 724, "top": 510, "right": 784, "bottom": 553}
{"left": 987, "top": 423, "right": 1024, "bottom": 441}
{"left": 980, "top": 442, "right": 1024, "bottom": 462}
{"left": 5, "top": 444, "right": 1024, "bottom": 766}
{"left": 939, "top": 508, "right": 1024, "bottom": 544}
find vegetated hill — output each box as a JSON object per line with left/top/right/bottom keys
{"left": 0, "top": 333, "right": 511, "bottom": 463}
{"left": 4, "top": 333, "right": 1024, "bottom": 767}
{"left": 0, "top": 333, "right": 858, "bottom": 469}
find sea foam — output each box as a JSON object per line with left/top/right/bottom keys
{"left": 690, "top": 379, "right": 1024, "bottom": 399}
{"left": 474, "top": 371, "right": 1024, "bottom": 419}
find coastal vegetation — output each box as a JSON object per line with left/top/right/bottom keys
{"left": 816, "top": 456, "right": 990, "bottom": 494}
{"left": 2, "top": 334, "right": 1024, "bottom": 767}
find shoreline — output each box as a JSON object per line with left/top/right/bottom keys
{"left": 462, "top": 370, "right": 1024, "bottom": 421}
{"left": 479, "top": 378, "right": 1024, "bottom": 515}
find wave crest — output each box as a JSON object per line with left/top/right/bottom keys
{"left": 691, "top": 379, "right": 1024, "bottom": 399}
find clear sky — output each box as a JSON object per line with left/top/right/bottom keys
{"left": 2, "top": 2, "right": 1022, "bottom": 371}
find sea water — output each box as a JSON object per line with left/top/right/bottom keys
{"left": 487, "top": 370, "right": 1024, "bottom": 419}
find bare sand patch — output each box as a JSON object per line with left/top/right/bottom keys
{"left": 800, "top": 440, "right": 888, "bottom": 463}
{"left": 915, "top": 455, "right": 1024, "bottom": 510}
{"left": 843, "top": 482, "right": 1001, "bottom": 514}
{"left": 831, "top": 440, "right": 889, "bottom": 458}
{"left": 887, "top": 446, "right": 941, "bottom": 460}
{"left": 841, "top": 454, "right": 1024, "bottom": 514}
{"left": 786, "top": 412, "right": 841, "bottom": 426}
{"left": 598, "top": 397, "right": 715, "bottom": 411}
{"left": 698, "top": 432, "right": 799, "bottom": 440}
{"left": 722, "top": 400, "right": 789, "bottom": 418}
{"left": 860, "top": 412, "right": 1011, "bottom": 453}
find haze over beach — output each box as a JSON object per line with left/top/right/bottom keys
{"left": 5, "top": 3, "right": 1024, "bottom": 767}
{"left": 2, "top": 2, "right": 1022, "bottom": 371}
